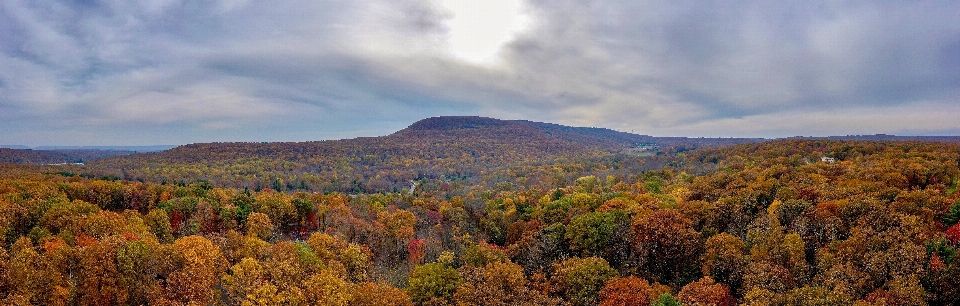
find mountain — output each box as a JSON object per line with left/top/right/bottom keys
{"left": 73, "top": 116, "right": 763, "bottom": 192}
{"left": 34, "top": 145, "right": 178, "bottom": 152}
{"left": 394, "top": 116, "right": 765, "bottom": 155}
{"left": 792, "top": 134, "right": 960, "bottom": 143}
{"left": 89, "top": 116, "right": 762, "bottom": 164}
{"left": 0, "top": 148, "right": 137, "bottom": 164}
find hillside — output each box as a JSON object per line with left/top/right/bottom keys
{"left": 0, "top": 148, "right": 136, "bottom": 164}
{"left": 79, "top": 116, "right": 762, "bottom": 192}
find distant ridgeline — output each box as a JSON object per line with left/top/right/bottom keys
{"left": 62, "top": 116, "right": 762, "bottom": 192}
{"left": 7, "top": 116, "right": 958, "bottom": 193}
{"left": 0, "top": 148, "right": 137, "bottom": 164}
{"left": 0, "top": 145, "right": 176, "bottom": 165}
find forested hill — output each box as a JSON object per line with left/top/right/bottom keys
{"left": 394, "top": 116, "right": 761, "bottom": 151}
{"left": 78, "top": 116, "right": 762, "bottom": 192}
{"left": 110, "top": 116, "right": 762, "bottom": 163}
{"left": 0, "top": 148, "right": 136, "bottom": 164}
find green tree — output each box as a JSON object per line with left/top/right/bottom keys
{"left": 566, "top": 211, "right": 622, "bottom": 257}
{"left": 551, "top": 257, "right": 619, "bottom": 306}
{"left": 407, "top": 262, "right": 462, "bottom": 304}
{"left": 652, "top": 293, "right": 682, "bottom": 306}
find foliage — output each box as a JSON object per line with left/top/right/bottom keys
{"left": 407, "top": 262, "right": 462, "bottom": 304}
{"left": 652, "top": 293, "right": 682, "bottom": 306}
{"left": 0, "top": 139, "right": 958, "bottom": 304}
{"left": 552, "top": 257, "right": 619, "bottom": 306}
{"left": 677, "top": 276, "right": 735, "bottom": 306}
{"left": 565, "top": 211, "right": 621, "bottom": 257}
{"left": 598, "top": 276, "right": 653, "bottom": 306}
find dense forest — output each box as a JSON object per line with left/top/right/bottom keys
{"left": 0, "top": 148, "right": 136, "bottom": 165}
{"left": 73, "top": 117, "right": 762, "bottom": 194}
{"left": 1, "top": 118, "right": 959, "bottom": 305}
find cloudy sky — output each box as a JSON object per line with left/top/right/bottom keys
{"left": 2, "top": 0, "right": 959, "bottom": 146}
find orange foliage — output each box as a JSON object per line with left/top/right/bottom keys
{"left": 598, "top": 276, "right": 652, "bottom": 306}
{"left": 677, "top": 276, "right": 736, "bottom": 306}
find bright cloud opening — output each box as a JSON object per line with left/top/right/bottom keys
{"left": 441, "top": 0, "right": 530, "bottom": 66}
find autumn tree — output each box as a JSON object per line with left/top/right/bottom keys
{"left": 254, "top": 189, "right": 297, "bottom": 230}
{"left": 700, "top": 232, "right": 747, "bottom": 292}
{"left": 245, "top": 212, "right": 275, "bottom": 240}
{"left": 598, "top": 276, "right": 652, "bottom": 306}
{"left": 565, "top": 211, "right": 624, "bottom": 257}
{"left": 77, "top": 237, "right": 127, "bottom": 305}
{"left": 5, "top": 237, "right": 46, "bottom": 304}
{"left": 454, "top": 261, "right": 557, "bottom": 306}
{"left": 302, "top": 268, "right": 352, "bottom": 306}
{"left": 633, "top": 209, "right": 701, "bottom": 285}
{"left": 551, "top": 257, "right": 619, "bottom": 306}
{"left": 154, "top": 235, "right": 228, "bottom": 305}
{"left": 461, "top": 241, "right": 507, "bottom": 268}
{"left": 351, "top": 282, "right": 415, "bottom": 306}
{"left": 677, "top": 276, "right": 735, "bottom": 306}
{"left": 408, "top": 262, "right": 462, "bottom": 304}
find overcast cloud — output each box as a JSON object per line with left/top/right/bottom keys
{"left": 1, "top": 0, "right": 959, "bottom": 146}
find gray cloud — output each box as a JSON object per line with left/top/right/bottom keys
{"left": 1, "top": 0, "right": 959, "bottom": 146}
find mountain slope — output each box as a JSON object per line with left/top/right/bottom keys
{"left": 81, "top": 116, "right": 761, "bottom": 192}
{"left": 0, "top": 148, "right": 136, "bottom": 164}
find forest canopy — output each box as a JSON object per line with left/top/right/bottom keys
{"left": 0, "top": 135, "right": 959, "bottom": 305}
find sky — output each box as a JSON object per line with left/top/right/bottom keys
{"left": 2, "top": 0, "right": 960, "bottom": 146}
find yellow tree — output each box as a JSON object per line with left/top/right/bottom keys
{"left": 6, "top": 237, "right": 47, "bottom": 304}
{"left": 454, "top": 261, "right": 557, "bottom": 306}
{"left": 350, "top": 282, "right": 414, "bottom": 306}
{"left": 302, "top": 268, "right": 352, "bottom": 306}
{"left": 700, "top": 232, "right": 747, "bottom": 292}
{"left": 154, "top": 235, "right": 228, "bottom": 305}
{"left": 77, "top": 237, "right": 126, "bottom": 305}
{"left": 245, "top": 212, "right": 275, "bottom": 240}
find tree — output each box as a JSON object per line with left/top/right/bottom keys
{"left": 778, "top": 286, "right": 850, "bottom": 305}
{"left": 351, "top": 282, "right": 414, "bottom": 306}
{"left": 461, "top": 241, "right": 507, "bottom": 268}
{"left": 302, "top": 268, "right": 352, "bottom": 306}
{"left": 700, "top": 232, "right": 747, "bottom": 292}
{"left": 652, "top": 293, "right": 682, "bottom": 306}
{"left": 676, "top": 276, "right": 735, "bottom": 306}
{"left": 633, "top": 209, "right": 701, "bottom": 285}
{"left": 565, "top": 211, "right": 622, "bottom": 257}
{"left": 943, "top": 201, "right": 960, "bottom": 226}
{"left": 742, "top": 261, "right": 795, "bottom": 294}
{"left": 245, "top": 212, "right": 274, "bottom": 240}
{"left": 551, "top": 257, "right": 619, "bottom": 306}
{"left": 154, "top": 235, "right": 228, "bottom": 305}
{"left": 144, "top": 209, "right": 173, "bottom": 243}
{"left": 454, "top": 261, "right": 557, "bottom": 306}
{"left": 408, "top": 262, "right": 462, "bottom": 304}
{"left": 598, "top": 276, "right": 652, "bottom": 306}
{"left": 77, "top": 237, "right": 126, "bottom": 305}
{"left": 254, "top": 190, "right": 297, "bottom": 229}
{"left": 508, "top": 222, "right": 568, "bottom": 274}
{"left": 221, "top": 257, "right": 268, "bottom": 305}
{"left": 340, "top": 243, "right": 371, "bottom": 282}
{"left": 0, "top": 247, "right": 9, "bottom": 298}
{"left": 927, "top": 257, "right": 960, "bottom": 305}
{"left": 6, "top": 237, "right": 46, "bottom": 304}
